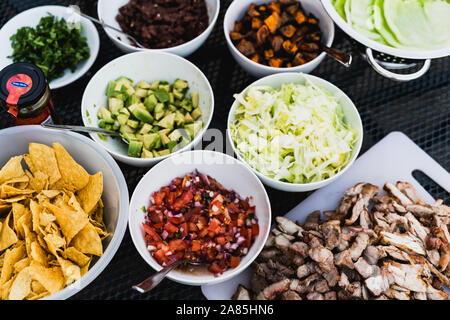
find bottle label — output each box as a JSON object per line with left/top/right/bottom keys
{"left": 5, "top": 74, "right": 33, "bottom": 117}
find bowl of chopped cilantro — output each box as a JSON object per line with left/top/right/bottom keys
{"left": 0, "top": 5, "right": 99, "bottom": 89}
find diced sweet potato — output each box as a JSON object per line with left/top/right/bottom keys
{"left": 268, "top": 1, "right": 281, "bottom": 13}
{"left": 269, "top": 58, "right": 283, "bottom": 68}
{"left": 293, "top": 53, "right": 306, "bottom": 66}
{"left": 250, "top": 54, "right": 261, "bottom": 63}
{"left": 252, "top": 18, "right": 263, "bottom": 29}
{"left": 294, "top": 11, "right": 306, "bottom": 25}
{"left": 264, "top": 49, "right": 275, "bottom": 59}
{"left": 279, "top": 24, "right": 296, "bottom": 38}
{"left": 308, "top": 17, "right": 319, "bottom": 25}
{"left": 234, "top": 21, "right": 243, "bottom": 33}
{"left": 286, "top": 3, "right": 299, "bottom": 15}
{"left": 248, "top": 3, "right": 260, "bottom": 17}
{"left": 230, "top": 32, "right": 244, "bottom": 41}
{"left": 264, "top": 11, "right": 281, "bottom": 33}
{"left": 282, "top": 40, "right": 298, "bottom": 55}
{"left": 299, "top": 42, "right": 319, "bottom": 52}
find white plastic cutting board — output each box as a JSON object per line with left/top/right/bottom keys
{"left": 202, "top": 131, "right": 450, "bottom": 300}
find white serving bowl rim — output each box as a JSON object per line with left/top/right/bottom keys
{"left": 0, "top": 5, "right": 100, "bottom": 89}
{"left": 0, "top": 125, "right": 129, "bottom": 300}
{"left": 223, "top": 0, "right": 335, "bottom": 73}
{"left": 128, "top": 150, "right": 272, "bottom": 286}
{"left": 97, "top": 0, "right": 220, "bottom": 54}
{"left": 227, "top": 72, "right": 363, "bottom": 191}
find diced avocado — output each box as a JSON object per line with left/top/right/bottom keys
{"left": 127, "top": 119, "right": 139, "bottom": 129}
{"left": 141, "top": 149, "right": 153, "bottom": 158}
{"left": 180, "top": 98, "right": 193, "bottom": 112}
{"left": 117, "top": 113, "right": 129, "bottom": 126}
{"left": 154, "top": 103, "right": 165, "bottom": 114}
{"left": 191, "top": 107, "right": 202, "bottom": 120}
{"left": 184, "top": 112, "right": 194, "bottom": 124}
{"left": 135, "top": 88, "right": 148, "bottom": 98}
{"left": 107, "top": 80, "right": 117, "bottom": 97}
{"left": 98, "top": 107, "right": 115, "bottom": 124}
{"left": 169, "top": 92, "right": 175, "bottom": 104}
{"left": 174, "top": 79, "right": 189, "bottom": 91}
{"left": 168, "top": 104, "right": 177, "bottom": 112}
{"left": 128, "top": 103, "right": 138, "bottom": 113}
{"left": 144, "top": 95, "right": 158, "bottom": 112}
{"left": 158, "top": 128, "right": 171, "bottom": 136}
{"left": 149, "top": 81, "right": 160, "bottom": 90}
{"left": 119, "top": 107, "right": 130, "bottom": 116}
{"left": 158, "top": 149, "right": 171, "bottom": 156}
{"left": 114, "top": 77, "right": 133, "bottom": 92}
{"left": 175, "top": 111, "right": 185, "bottom": 126}
{"left": 121, "top": 131, "right": 137, "bottom": 143}
{"left": 137, "top": 80, "right": 151, "bottom": 89}
{"left": 156, "top": 113, "right": 175, "bottom": 129}
{"left": 168, "top": 129, "right": 182, "bottom": 142}
{"left": 128, "top": 140, "right": 143, "bottom": 158}
{"left": 158, "top": 84, "right": 171, "bottom": 92}
{"left": 190, "top": 92, "right": 199, "bottom": 108}
{"left": 154, "top": 89, "right": 170, "bottom": 103}
{"left": 173, "top": 89, "right": 184, "bottom": 100}
{"left": 120, "top": 124, "right": 134, "bottom": 135}
{"left": 152, "top": 150, "right": 160, "bottom": 158}
{"left": 98, "top": 119, "right": 106, "bottom": 128}
{"left": 154, "top": 111, "right": 165, "bottom": 121}
{"left": 159, "top": 132, "right": 170, "bottom": 146}
{"left": 139, "top": 123, "right": 153, "bottom": 135}
{"left": 126, "top": 95, "right": 139, "bottom": 107}
{"left": 184, "top": 121, "right": 203, "bottom": 139}
{"left": 154, "top": 137, "right": 162, "bottom": 149}
{"left": 132, "top": 108, "right": 154, "bottom": 124}
{"left": 109, "top": 97, "right": 124, "bottom": 115}
{"left": 167, "top": 140, "right": 178, "bottom": 152}
{"left": 143, "top": 133, "right": 159, "bottom": 150}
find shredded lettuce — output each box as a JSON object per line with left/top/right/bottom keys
{"left": 230, "top": 78, "right": 358, "bottom": 184}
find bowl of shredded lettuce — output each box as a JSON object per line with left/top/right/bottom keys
{"left": 228, "top": 73, "right": 362, "bottom": 192}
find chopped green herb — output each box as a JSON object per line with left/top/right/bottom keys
{"left": 97, "top": 133, "right": 107, "bottom": 141}
{"left": 8, "top": 14, "right": 90, "bottom": 81}
{"left": 141, "top": 206, "right": 146, "bottom": 213}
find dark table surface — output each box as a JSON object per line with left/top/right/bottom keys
{"left": 0, "top": 0, "right": 448, "bottom": 300}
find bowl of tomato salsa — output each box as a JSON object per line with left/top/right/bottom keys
{"left": 129, "top": 150, "right": 271, "bottom": 285}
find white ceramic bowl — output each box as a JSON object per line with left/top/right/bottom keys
{"left": 97, "top": 0, "right": 220, "bottom": 57}
{"left": 0, "top": 5, "right": 100, "bottom": 89}
{"left": 0, "top": 125, "right": 129, "bottom": 300}
{"left": 81, "top": 51, "right": 214, "bottom": 167}
{"left": 227, "top": 72, "right": 363, "bottom": 192}
{"left": 223, "top": 0, "right": 335, "bottom": 78}
{"left": 128, "top": 150, "right": 271, "bottom": 286}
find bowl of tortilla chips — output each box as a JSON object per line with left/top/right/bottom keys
{"left": 0, "top": 125, "right": 129, "bottom": 300}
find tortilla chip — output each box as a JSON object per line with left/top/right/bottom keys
{"left": 30, "top": 242, "right": 48, "bottom": 267}
{"left": 0, "top": 213, "right": 18, "bottom": 251}
{"left": 40, "top": 190, "right": 60, "bottom": 199}
{"left": 0, "top": 195, "right": 28, "bottom": 203}
{"left": 63, "top": 247, "right": 90, "bottom": 267}
{"left": 0, "top": 185, "right": 34, "bottom": 199}
{"left": 0, "top": 244, "right": 26, "bottom": 285}
{"left": 43, "top": 202, "right": 88, "bottom": 244}
{"left": 30, "top": 280, "right": 46, "bottom": 295}
{"left": 51, "top": 143, "right": 89, "bottom": 192}
{"left": 77, "top": 172, "right": 103, "bottom": 215}
{"left": 4, "top": 175, "right": 29, "bottom": 187}
{"left": 0, "top": 156, "right": 24, "bottom": 185}
{"left": 71, "top": 222, "right": 103, "bottom": 256}
{"left": 80, "top": 258, "right": 92, "bottom": 276}
{"left": 15, "top": 209, "right": 32, "bottom": 240}
{"left": 12, "top": 203, "right": 27, "bottom": 234}
{"left": 28, "top": 143, "right": 61, "bottom": 185}
{"left": 0, "top": 204, "right": 11, "bottom": 215}
{"left": 28, "top": 262, "right": 64, "bottom": 295}
{"left": 26, "top": 170, "right": 49, "bottom": 193}
{"left": 13, "top": 257, "right": 30, "bottom": 273}
{"left": 1, "top": 277, "right": 13, "bottom": 300}
{"left": 39, "top": 212, "right": 56, "bottom": 228}
{"left": 56, "top": 256, "right": 81, "bottom": 285}
{"left": 43, "top": 233, "right": 66, "bottom": 257}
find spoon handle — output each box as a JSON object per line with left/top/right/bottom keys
{"left": 322, "top": 45, "right": 352, "bottom": 68}
{"left": 41, "top": 123, "right": 121, "bottom": 137}
{"left": 132, "top": 260, "right": 184, "bottom": 293}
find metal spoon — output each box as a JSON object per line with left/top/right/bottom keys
{"left": 67, "top": 5, "right": 146, "bottom": 49}
{"left": 132, "top": 260, "right": 206, "bottom": 293}
{"left": 321, "top": 45, "right": 352, "bottom": 68}
{"left": 41, "top": 123, "right": 130, "bottom": 144}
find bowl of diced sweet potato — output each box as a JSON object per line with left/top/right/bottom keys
{"left": 224, "top": 0, "right": 334, "bottom": 78}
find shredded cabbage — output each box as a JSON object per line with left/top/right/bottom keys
{"left": 230, "top": 78, "right": 358, "bottom": 184}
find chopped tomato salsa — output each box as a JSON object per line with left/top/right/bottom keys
{"left": 142, "top": 170, "right": 259, "bottom": 275}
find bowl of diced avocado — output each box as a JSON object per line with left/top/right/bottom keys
{"left": 81, "top": 51, "right": 214, "bottom": 167}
